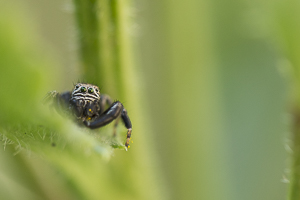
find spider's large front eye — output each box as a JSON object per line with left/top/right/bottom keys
{"left": 81, "top": 87, "right": 87, "bottom": 92}
{"left": 88, "top": 88, "right": 94, "bottom": 93}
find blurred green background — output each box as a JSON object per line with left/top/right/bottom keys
{"left": 0, "top": 0, "right": 293, "bottom": 199}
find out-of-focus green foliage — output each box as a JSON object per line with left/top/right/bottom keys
{"left": 1, "top": 0, "right": 298, "bottom": 199}
{"left": 137, "top": 0, "right": 287, "bottom": 200}
{"left": 0, "top": 1, "right": 164, "bottom": 200}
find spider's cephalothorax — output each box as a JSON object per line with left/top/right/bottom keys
{"left": 44, "top": 83, "right": 132, "bottom": 150}
{"left": 70, "top": 83, "right": 101, "bottom": 121}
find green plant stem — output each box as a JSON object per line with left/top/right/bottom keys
{"left": 73, "top": 0, "right": 124, "bottom": 97}
{"left": 73, "top": 0, "right": 101, "bottom": 81}
{"left": 73, "top": 1, "right": 166, "bottom": 199}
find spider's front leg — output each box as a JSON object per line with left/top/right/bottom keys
{"left": 99, "top": 94, "right": 120, "bottom": 136}
{"left": 83, "top": 101, "right": 132, "bottom": 149}
{"left": 43, "top": 91, "right": 71, "bottom": 114}
{"left": 43, "top": 90, "right": 59, "bottom": 104}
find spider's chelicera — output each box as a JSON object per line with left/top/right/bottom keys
{"left": 44, "top": 83, "right": 132, "bottom": 149}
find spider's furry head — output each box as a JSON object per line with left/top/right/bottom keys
{"left": 71, "top": 83, "right": 100, "bottom": 102}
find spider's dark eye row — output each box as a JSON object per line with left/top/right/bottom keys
{"left": 81, "top": 87, "right": 87, "bottom": 92}
{"left": 88, "top": 88, "right": 94, "bottom": 93}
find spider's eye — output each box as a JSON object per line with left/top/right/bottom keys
{"left": 75, "top": 85, "right": 79, "bottom": 89}
{"left": 81, "top": 87, "right": 87, "bottom": 92}
{"left": 88, "top": 88, "right": 94, "bottom": 93}
{"left": 95, "top": 89, "right": 99, "bottom": 92}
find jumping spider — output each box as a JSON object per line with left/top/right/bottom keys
{"left": 44, "top": 83, "right": 132, "bottom": 149}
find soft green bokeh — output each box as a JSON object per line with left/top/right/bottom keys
{"left": 137, "top": 0, "right": 287, "bottom": 199}
{"left": 0, "top": 0, "right": 295, "bottom": 200}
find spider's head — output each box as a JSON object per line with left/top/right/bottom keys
{"left": 70, "top": 83, "right": 101, "bottom": 119}
{"left": 71, "top": 83, "right": 100, "bottom": 102}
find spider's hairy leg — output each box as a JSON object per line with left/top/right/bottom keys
{"left": 121, "top": 108, "right": 132, "bottom": 149}
{"left": 42, "top": 90, "right": 59, "bottom": 105}
{"left": 112, "top": 116, "right": 120, "bottom": 137}
{"left": 43, "top": 91, "right": 71, "bottom": 115}
{"left": 84, "top": 101, "right": 123, "bottom": 128}
{"left": 99, "top": 94, "right": 119, "bottom": 137}
{"left": 84, "top": 101, "right": 132, "bottom": 149}
{"left": 59, "top": 91, "right": 72, "bottom": 107}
